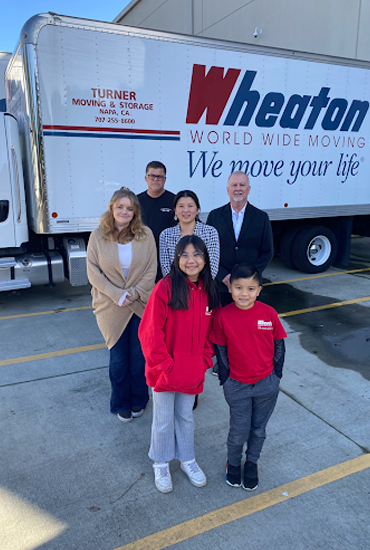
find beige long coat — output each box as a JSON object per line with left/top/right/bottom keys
{"left": 87, "top": 227, "right": 157, "bottom": 349}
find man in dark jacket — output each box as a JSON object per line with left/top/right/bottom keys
{"left": 206, "top": 171, "right": 273, "bottom": 307}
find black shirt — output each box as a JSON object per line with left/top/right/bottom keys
{"left": 138, "top": 189, "right": 175, "bottom": 281}
{"left": 138, "top": 190, "right": 175, "bottom": 246}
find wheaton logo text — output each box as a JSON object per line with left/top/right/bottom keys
{"left": 186, "top": 65, "right": 369, "bottom": 132}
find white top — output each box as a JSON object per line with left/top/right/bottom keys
{"left": 231, "top": 203, "right": 247, "bottom": 241}
{"left": 117, "top": 242, "right": 132, "bottom": 306}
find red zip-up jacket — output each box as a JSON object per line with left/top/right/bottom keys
{"left": 138, "top": 276, "right": 215, "bottom": 394}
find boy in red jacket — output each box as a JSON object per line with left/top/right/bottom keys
{"left": 210, "top": 263, "right": 286, "bottom": 490}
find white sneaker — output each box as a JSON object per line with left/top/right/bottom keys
{"left": 180, "top": 459, "right": 207, "bottom": 487}
{"left": 153, "top": 462, "right": 173, "bottom": 493}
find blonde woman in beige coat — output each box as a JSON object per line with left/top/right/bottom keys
{"left": 87, "top": 188, "right": 157, "bottom": 422}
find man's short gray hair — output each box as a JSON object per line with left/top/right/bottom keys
{"left": 227, "top": 171, "right": 250, "bottom": 185}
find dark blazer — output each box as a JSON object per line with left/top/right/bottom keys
{"left": 206, "top": 202, "right": 273, "bottom": 293}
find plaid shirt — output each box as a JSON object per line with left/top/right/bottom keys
{"left": 159, "top": 221, "right": 220, "bottom": 279}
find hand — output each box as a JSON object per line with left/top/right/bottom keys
{"left": 222, "top": 273, "right": 231, "bottom": 291}
{"left": 121, "top": 293, "right": 132, "bottom": 307}
{"left": 115, "top": 292, "right": 132, "bottom": 307}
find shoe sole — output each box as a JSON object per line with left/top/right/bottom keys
{"left": 117, "top": 414, "right": 133, "bottom": 422}
{"left": 132, "top": 410, "right": 144, "bottom": 418}
{"left": 181, "top": 465, "right": 207, "bottom": 487}
{"left": 226, "top": 478, "right": 241, "bottom": 487}
{"left": 242, "top": 483, "right": 259, "bottom": 491}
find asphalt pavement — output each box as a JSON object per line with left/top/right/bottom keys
{"left": 0, "top": 236, "right": 369, "bottom": 550}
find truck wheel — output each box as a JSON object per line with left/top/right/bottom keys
{"left": 279, "top": 227, "right": 300, "bottom": 269}
{"left": 291, "top": 225, "right": 338, "bottom": 273}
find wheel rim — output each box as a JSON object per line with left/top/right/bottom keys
{"left": 306, "top": 236, "right": 332, "bottom": 266}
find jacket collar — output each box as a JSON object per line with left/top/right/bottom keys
{"left": 187, "top": 277, "right": 204, "bottom": 290}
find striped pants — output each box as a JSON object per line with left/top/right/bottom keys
{"left": 149, "top": 391, "right": 195, "bottom": 463}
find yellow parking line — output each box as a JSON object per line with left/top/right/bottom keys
{"left": 279, "top": 295, "right": 370, "bottom": 317}
{"left": 1, "top": 296, "right": 369, "bottom": 367}
{"left": 264, "top": 266, "right": 370, "bottom": 286}
{"left": 0, "top": 343, "right": 106, "bottom": 367}
{"left": 0, "top": 267, "right": 369, "bottom": 322}
{"left": 114, "top": 453, "right": 370, "bottom": 550}
{"left": 0, "top": 305, "right": 92, "bottom": 321}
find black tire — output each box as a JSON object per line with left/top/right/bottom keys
{"left": 279, "top": 227, "right": 301, "bottom": 269}
{"left": 291, "top": 225, "right": 338, "bottom": 273}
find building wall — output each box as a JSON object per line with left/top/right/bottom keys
{"left": 115, "top": 0, "right": 193, "bottom": 34}
{"left": 114, "top": 0, "right": 370, "bottom": 62}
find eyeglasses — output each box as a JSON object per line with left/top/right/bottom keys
{"left": 147, "top": 174, "right": 165, "bottom": 181}
{"left": 178, "top": 252, "right": 204, "bottom": 260}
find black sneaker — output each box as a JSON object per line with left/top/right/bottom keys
{"left": 131, "top": 408, "right": 144, "bottom": 418}
{"left": 225, "top": 462, "right": 241, "bottom": 487}
{"left": 117, "top": 411, "right": 132, "bottom": 423}
{"left": 242, "top": 461, "right": 259, "bottom": 491}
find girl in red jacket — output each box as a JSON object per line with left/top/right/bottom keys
{"left": 139, "top": 235, "right": 218, "bottom": 493}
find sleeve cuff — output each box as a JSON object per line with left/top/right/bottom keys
{"left": 118, "top": 292, "right": 128, "bottom": 306}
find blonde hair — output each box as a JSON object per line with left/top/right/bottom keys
{"left": 100, "top": 187, "right": 148, "bottom": 243}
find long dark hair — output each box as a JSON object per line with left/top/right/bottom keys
{"left": 173, "top": 190, "right": 201, "bottom": 224}
{"left": 167, "top": 235, "right": 219, "bottom": 310}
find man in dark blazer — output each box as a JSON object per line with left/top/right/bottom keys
{"left": 206, "top": 171, "right": 273, "bottom": 307}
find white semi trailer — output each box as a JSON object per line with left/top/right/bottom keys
{"left": 1, "top": 13, "right": 370, "bottom": 291}
{"left": 0, "top": 52, "right": 11, "bottom": 112}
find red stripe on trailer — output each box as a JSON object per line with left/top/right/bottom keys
{"left": 43, "top": 125, "right": 180, "bottom": 136}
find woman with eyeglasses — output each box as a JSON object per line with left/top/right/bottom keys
{"left": 159, "top": 190, "right": 220, "bottom": 280}
{"left": 139, "top": 235, "right": 219, "bottom": 493}
{"left": 87, "top": 187, "right": 157, "bottom": 423}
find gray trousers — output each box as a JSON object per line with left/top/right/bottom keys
{"left": 149, "top": 391, "right": 195, "bottom": 463}
{"left": 223, "top": 372, "right": 280, "bottom": 467}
